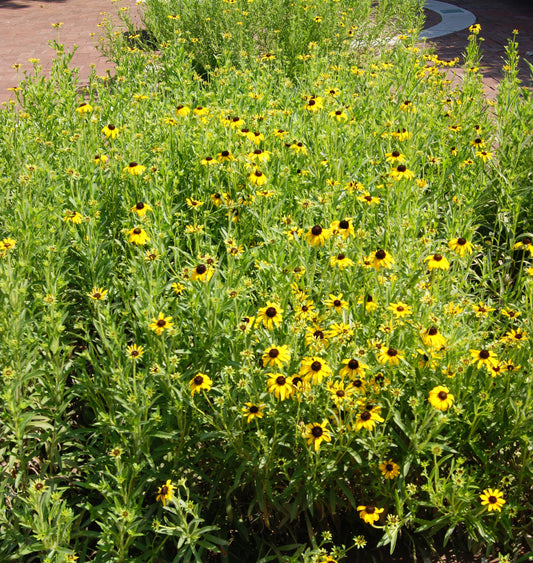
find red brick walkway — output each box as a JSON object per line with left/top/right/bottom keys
{"left": 0, "top": 0, "right": 140, "bottom": 104}
{"left": 1, "top": 0, "right": 533, "bottom": 104}
{"left": 424, "top": 0, "right": 533, "bottom": 98}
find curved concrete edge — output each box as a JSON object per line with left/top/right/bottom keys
{"left": 419, "top": 0, "right": 476, "bottom": 40}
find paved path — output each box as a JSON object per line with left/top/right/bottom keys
{"left": 0, "top": 0, "right": 140, "bottom": 105}
{"left": 1, "top": 0, "right": 533, "bottom": 104}
{"left": 423, "top": 0, "right": 533, "bottom": 98}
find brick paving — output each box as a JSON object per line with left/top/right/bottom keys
{"left": 423, "top": 0, "right": 533, "bottom": 98}
{"left": 1, "top": 1, "right": 533, "bottom": 104}
{"left": 0, "top": 0, "right": 140, "bottom": 104}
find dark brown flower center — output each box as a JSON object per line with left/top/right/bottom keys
{"left": 457, "top": 237, "right": 466, "bottom": 245}
{"left": 337, "top": 253, "right": 345, "bottom": 260}
{"left": 376, "top": 249, "right": 386, "bottom": 259}
{"left": 438, "top": 391, "right": 448, "bottom": 400}
{"left": 108, "top": 124, "right": 115, "bottom": 130}
{"left": 129, "top": 162, "right": 138, "bottom": 168}
{"left": 311, "top": 361, "right": 322, "bottom": 372}
{"left": 392, "top": 150, "right": 400, "bottom": 157}
{"left": 311, "top": 225, "right": 323, "bottom": 236}
{"left": 396, "top": 306, "right": 404, "bottom": 311}
{"left": 133, "top": 228, "right": 141, "bottom": 234}
{"left": 361, "top": 411, "right": 371, "bottom": 421}
{"left": 428, "top": 327, "right": 438, "bottom": 335}
{"left": 136, "top": 202, "right": 145, "bottom": 209}
{"left": 160, "top": 486, "right": 168, "bottom": 495}
{"left": 308, "top": 99, "right": 316, "bottom": 106}
{"left": 479, "top": 350, "right": 490, "bottom": 359}
{"left": 156, "top": 319, "right": 166, "bottom": 327}
{"left": 387, "top": 348, "right": 398, "bottom": 357}
{"left": 397, "top": 164, "right": 407, "bottom": 172}
{"left": 386, "top": 463, "right": 393, "bottom": 471}
{"left": 523, "top": 237, "right": 531, "bottom": 245}
{"left": 194, "top": 375, "right": 203, "bottom": 385}
{"left": 276, "top": 375, "right": 286, "bottom": 385}
{"left": 365, "top": 506, "right": 375, "bottom": 514}
{"left": 336, "top": 390, "right": 345, "bottom": 397}
{"left": 249, "top": 405, "right": 259, "bottom": 413}
{"left": 348, "top": 359, "right": 359, "bottom": 369}
{"left": 311, "top": 425, "right": 323, "bottom": 437}
{"left": 92, "top": 292, "right": 101, "bottom": 299}
{"left": 131, "top": 350, "right": 139, "bottom": 357}
{"left": 195, "top": 264, "right": 207, "bottom": 274}
{"left": 268, "top": 348, "right": 280, "bottom": 358}
{"left": 333, "top": 300, "right": 341, "bottom": 307}
{"left": 254, "top": 170, "right": 263, "bottom": 177}
{"left": 292, "top": 376, "right": 302, "bottom": 386}
{"left": 488, "top": 496, "right": 497, "bottom": 504}
{"left": 433, "top": 254, "right": 443, "bottom": 261}
{"left": 221, "top": 150, "right": 229, "bottom": 157}
{"left": 339, "top": 219, "right": 349, "bottom": 229}
{"left": 266, "top": 307, "right": 277, "bottom": 318}
{"left": 313, "top": 330, "right": 324, "bottom": 339}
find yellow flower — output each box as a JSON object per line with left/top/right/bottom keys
{"left": 304, "top": 96, "right": 323, "bottom": 112}
{"left": 327, "top": 380, "right": 356, "bottom": 406}
{"left": 513, "top": 237, "right": 533, "bottom": 254}
{"left": 131, "top": 201, "right": 153, "bottom": 217}
{"left": 190, "top": 263, "right": 214, "bottom": 282}
{"left": 88, "top": 287, "right": 108, "bottom": 300}
{"left": 248, "top": 168, "right": 267, "bottom": 186}
{"left": 102, "top": 124, "right": 119, "bottom": 139}
{"left": 475, "top": 150, "right": 492, "bottom": 162}
{"left": 357, "top": 505, "right": 384, "bottom": 524}
{"left": 358, "top": 192, "right": 380, "bottom": 205}
{"left": 262, "top": 345, "right": 291, "bottom": 368}
{"left": 242, "top": 403, "right": 265, "bottom": 423}
{"left": 193, "top": 106, "right": 209, "bottom": 116}
{"left": 469, "top": 23, "right": 481, "bottom": 34}
{"left": 156, "top": 479, "right": 175, "bottom": 506}
{"left": 339, "top": 358, "right": 368, "bottom": 379}
{"left": 123, "top": 162, "right": 146, "bottom": 175}
{"left": 63, "top": 211, "right": 84, "bottom": 224}
{"left": 75, "top": 102, "right": 93, "bottom": 114}
{"left": 470, "top": 349, "right": 498, "bottom": 369}
{"left": 299, "top": 356, "right": 333, "bottom": 385}
{"left": 289, "top": 141, "right": 307, "bottom": 155}
{"left": 266, "top": 374, "right": 293, "bottom": 401}
{"left": 503, "top": 328, "right": 527, "bottom": 345}
{"left": 448, "top": 237, "right": 473, "bottom": 256}
{"left": 424, "top": 253, "right": 450, "bottom": 271}
{"left": 480, "top": 488, "right": 505, "bottom": 512}
{"left": 421, "top": 326, "right": 446, "bottom": 349}
{"left": 378, "top": 347, "right": 404, "bottom": 366}
{"left": 387, "top": 302, "right": 411, "bottom": 318}
{"left": 324, "top": 293, "right": 349, "bottom": 314}
{"left": 149, "top": 313, "right": 174, "bottom": 335}
{"left": 211, "top": 192, "right": 229, "bottom": 206}
{"left": 304, "top": 420, "right": 331, "bottom": 451}
{"left": 175, "top": 104, "right": 190, "bottom": 116}
{"left": 472, "top": 303, "right": 494, "bottom": 317}
{"left": 354, "top": 409, "right": 384, "bottom": 431}
{"left": 257, "top": 301, "right": 283, "bottom": 330}
{"left": 428, "top": 385, "right": 454, "bottom": 411}
{"left": 379, "top": 460, "right": 400, "bottom": 479}
{"left": 186, "top": 197, "right": 204, "bottom": 209}
{"left": 329, "top": 109, "right": 348, "bottom": 122}
{"left": 389, "top": 164, "right": 415, "bottom": 180}
{"left": 329, "top": 219, "right": 355, "bottom": 239}
{"left": 127, "top": 227, "right": 150, "bottom": 245}
{"left": 370, "top": 249, "right": 395, "bottom": 270}
{"left": 385, "top": 150, "right": 405, "bottom": 163}
{"left": 189, "top": 372, "right": 213, "bottom": 395}
{"left": 329, "top": 252, "right": 354, "bottom": 270}
{"left": 126, "top": 344, "right": 145, "bottom": 361}
{"left": 306, "top": 225, "right": 331, "bottom": 247}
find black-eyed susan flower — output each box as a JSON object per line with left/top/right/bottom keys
{"left": 123, "top": 162, "right": 146, "bottom": 175}
{"left": 102, "top": 124, "right": 119, "bottom": 139}
{"left": 470, "top": 349, "right": 498, "bottom": 369}
{"left": 327, "top": 322, "right": 354, "bottom": 340}
{"left": 248, "top": 168, "right": 267, "bottom": 186}
{"left": 428, "top": 385, "right": 454, "bottom": 411}
{"left": 289, "top": 141, "right": 307, "bottom": 155}
{"left": 359, "top": 294, "right": 378, "bottom": 313}
{"left": 501, "top": 308, "right": 521, "bottom": 319}
{"left": 175, "top": 104, "right": 190, "bottom": 116}
{"left": 131, "top": 201, "right": 152, "bottom": 217}
{"left": 448, "top": 237, "right": 473, "bottom": 256}
{"left": 513, "top": 237, "right": 533, "bottom": 254}
{"left": 304, "top": 96, "right": 323, "bottom": 112}
{"left": 75, "top": 102, "right": 93, "bottom": 114}
{"left": 469, "top": 23, "right": 481, "bottom": 34}
{"left": 247, "top": 149, "right": 270, "bottom": 163}
{"left": 262, "top": 344, "right": 291, "bottom": 368}
{"left": 247, "top": 131, "right": 265, "bottom": 144}
{"left": 186, "top": 197, "right": 204, "bottom": 209}
{"left": 330, "top": 219, "right": 355, "bottom": 239}
{"left": 171, "top": 282, "right": 185, "bottom": 295}
{"left": 378, "top": 347, "right": 404, "bottom": 366}
{"left": 88, "top": 287, "right": 108, "bottom": 300}
{"left": 294, "top": 299, "right": 315, "bottom": 320}
{"left": 329, "top": 109, "right": 348, "bottom": 122}
{"left": 156, "top": 480, "right": 175, "bottom": 506}
{"left": 475, "top": 150, "right": 492, "bottom": 162}
{"left": 217, "top": 150, "right": 235, "bottom": 163}
{"left": 211, "top": 192, "right": 229, "bottom": 206}
{"left": 472, "top": 303, "right": 494, "bottom": 317}
{"left": 144, "top": 249, "right": 160, "bottom": 262}
{"left": 358, "top": 192, "right": 380, "bottom": 205}
{"left": 303, "top": 420, "right": 331, "bottom": 451}
{"left": 189, "top": 372, "right": 213, "bottom": 395}
{"left": 328, "top": 380, "right": 355, "bottom": 406}
{"left": 329, "top": 253, "right": 354, "bottom": 270}
{"left": 306, "top": 225, "right": 331, "bottom": 247}
{"left": 257, "top": 301, "right": 283, "bottom": 330}
{"left": 63, "top": 210, "right": 84, "bottom": 224}
{"left": 339, "top": 358, "right": 368, "bottom": 379}
{"left": 387, "top": 302, "right": 412, "bottom": 318}
{"left": 149, "top": 313, "right": 173, "bottom": 335}
{"left": 391, "top": 128, "right": 411, "bottom": 141}
{"left": 193, "top": 106, "right": 209, "bottom": 116}
{"left": 126, "top": 343, "right": 145, "bottom": 361}
{"left": 385, "top": 150, "right": 405, "bottom": 163}
{"left": 480, "top": 488, "right": 505, "bottom": 512}
{"left": 424, "top": 253, "right": 449, "bottom": 271}
{"left": 266, "top": 374, "right": 293, "bottom": 400}
{"left": 94, "top": 154, "right": 108, "bottom": 165}
{"left": 127, "top": 227, "right": 149, "bottom": 245}
{"left": 389, "top": 164, "right": 415, "bottom": 181}
{"left": 299, "top": 356, "right": 332, "bottom": 384}
{"left": 422, "top": 326, "right": 447, "bottom": 349}
{"left": 379, "top": 460, "right": 400, "bottom": 479}
{"left": 503, "top": 328, "right": 527, "bottom": 345}
{"left": 273, "top": 128, "right": 287, "bottom": 139}
{"left": 201, "top": 156, "right": 217, "bottom": 166}
{"left": 242, "top": 403, "right": 265, "bottom": 423}
{"left": 357, "top": 505, "right": 384, "bottom": 524}
{"left": 354, "top": 409, "right": 384, "bottom": 431}
{"left": 305, "top": 327, "right": 329, "bottom": 348}
{"left": 190, "top": 263, "right": 214, "bottom": 282}
{"left": 371, "top": 249, "right": 395, "bottom": 270}
{"left": 324, "top": 293, "right": 349, "bottom": 314}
